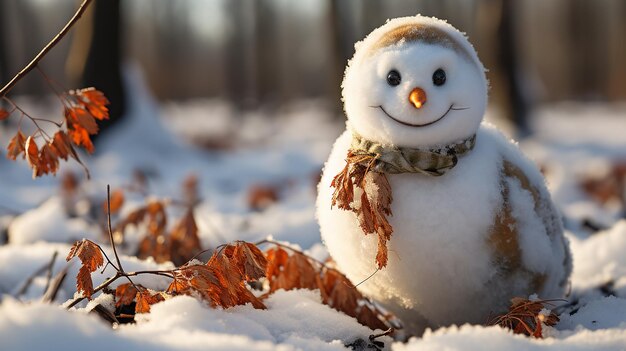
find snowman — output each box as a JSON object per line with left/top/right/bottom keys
{"left": 317, "top": 15, "right": 571, "bottom": 335}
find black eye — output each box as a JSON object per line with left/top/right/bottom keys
{"left": 387, "top": 70, "right": 401, "bottom": 86}
{"left": 432, "top": 69, "right": 446, "bottom": 86}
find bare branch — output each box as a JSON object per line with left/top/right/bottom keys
{"left": 0, "top": 0, "right": 94, "bottom": 97}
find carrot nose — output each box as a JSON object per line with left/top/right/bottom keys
{"left": 409, "top": 88, "right": 427, "bottom": 109}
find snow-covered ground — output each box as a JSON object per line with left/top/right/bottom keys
{"left": 1, "top": 68, "right": 626, "bottom": 350}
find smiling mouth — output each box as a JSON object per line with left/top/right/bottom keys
{"left": 371, "top": 105, "right": 469, "bottom": 127}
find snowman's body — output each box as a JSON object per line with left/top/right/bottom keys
{"left": 316, "top": 15, "right": 571, "bottom": 335}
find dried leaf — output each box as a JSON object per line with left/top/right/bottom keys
{"left": 6, "top": 130, "right": 26, "bottom": 160}
{"left": 233, "top": 242, "right": 268, "bottom": 281}
{"left": 488, "top": 297, "right": 560, "bottom": 338}
{"left": 66, "top": 239, "right": 104, "bottom": 272}
{"left": 49, "top": 131, "right": 71, "bottom": 161}
{"left": 247, "top": 185, "right": 279, "bottom": 211}
{"left": 273, "top": 253, "right": 318, "bottom": 291}
{"left": 37, "top": 144, "right": 59, "bottom": 176}
{"left": 68, "top": 126, "right": 95, "bottom": 153}
{"left": 265, "top": 247, "right": 289, "bottom": 283}
{"left": 331, "top": 152, "right": 394, "bottom": 269}
{"left": 0, "top": 108, "right": 10, "bottom": 121}
{"left": 66, "top": 240, "right": 103, "bottom": 299}
{"left": 107, "top": 189, "right": 125, "bottom": 215}
{"left": 170, "top": 209, "right": 202, "bottom": 265}
{"left": 135, "top": 290, "right": 164, "bottom": 314}
{"left": 76, "top": 266, "right": 95, "bottom": 299}
{"left": 24, "top": 136, "right": 39, "bottom": 170}
{"left": 73, "top": 87, "right": 110, "bottom": 120}
{"left": 66, "top": 106, "right": 98, "bottom": 134}
{"left": 115, "top": 283, "right": 139, "bottom": 308}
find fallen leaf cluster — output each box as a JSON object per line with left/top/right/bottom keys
{"left": 4, "top": 87, "right": 109, "bottom": 178}
{"left": 66, "top": 235, "right": 393, "bottom": 332}
{"left": 112, "top": 197, "right": 202, "bottom": 266}
{"left": 488, "top": 297, "right": 560, "bottom": 338}
{"left": 331, "top": 151, "right": 393, "bottom": 269}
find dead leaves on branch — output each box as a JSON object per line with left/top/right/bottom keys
{"left": 3, "top": 87, "right": 109, "bottom": 178}
{"left": 331, "top": 151, "right": 393, "bottom": 268}
{"left": 66, "top": 239, "right": 104, "bottom": 299}
{"left": 489, "top": 297, "right": 560, "bottom": 338}
{"left": 72, "top": 238, "right": 392, "bottom": 332}
{"left": 265, "top": 246, "right": 391, "bottom": 331}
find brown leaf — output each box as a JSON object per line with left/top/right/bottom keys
{"left": 115, "top": 283, "right": 139, "bottom": 308}
{"left": 135, "top": 290, "right": 165, "bottom": 314}
{"left": 6, "top": 130, "right": 26, "bottom": 160}
{"left": 0, "top": 108, "right": 10, "bottom": 121}
{"left": 24, "top": 136, "right": 39, "bottom": 171}
{"left": 66, "top": 107, "right": 98, "bottom": 135}
{"left": 488, "top": 297, "right": 560, "bottom": 338}
{"left": 49, "top": 131, "right": 71, "bottom": 161}
{"left": 169, "top": 209, "right": 202, "bottom": 265}
{"left": 182, "top": 174, "right": 199, "bottom": 206}
{"left": 77, "top": 266, "right": 95, "bottom": 299}
{"left": 247, "top": 185, "right": 279, "bottom": 211}
{"left": 274, "top": 253, "right": 318, "bottom": 291}
{"left": 265, "top": 247, "right": 289, "bottom": 283}
{"left": 68, "top": 126, "right": 95, "bottom": 154}
{"left": 66, "top": 239, "right": 105, "bottom": 272}
{"left": 233, "top": 242, "right": 268, "bottom": 281}
{"left": 37, "top": 144, "right": 59, "bottom": 176}
{"left": 166, "top": 264, "right": 222, "bottom": 306}
{"left": 330, "top": 152, "right": 393, "bottom": 269}
{"left": 107, "top": 189, "right": 125, "bottom": 215}
{"left": 73, "top": 88, "right": 110, "bottom": 120}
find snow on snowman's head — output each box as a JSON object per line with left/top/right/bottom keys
{"left": 342, "top": 16, "right": 488, "bottom": 148}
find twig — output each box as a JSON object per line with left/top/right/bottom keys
{"left": 66, "top": 272, "right": 121, "bottom": 309}
{"left": 43, "top": 251, "right": 59, "bottom": 293}
{"left": 15, "top": 251, "right": 58, "bottom": 298}
{"left": 0, "top": 0, "right": 94, "bottom": 97}
{"left": 106, "top": 185, "right": 125, "bottom": 273}
{"left": 42, "top": 265, "right": 68, "bottom": 303}
{"left": 106, "top": 184, "right": 140, "bottom": 291}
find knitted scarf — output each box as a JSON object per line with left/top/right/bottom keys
{"left": 330, "top": 132, "right": 476, "bottom": 268}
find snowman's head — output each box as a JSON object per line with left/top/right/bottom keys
{"left": 342, "top": 16, "right": 488, "bottom": 148}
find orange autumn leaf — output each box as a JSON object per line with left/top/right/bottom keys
{"left": 50, "top": 131, "right": 72, "bottom": 161}
{"left": 68, "top": 125, "right": 95, "bottom": 153}
{"left": 37, "top": 144, "right": 60, "bottom": 176}
{"left": 135, "top": 290, "right": 165, "bottom": 314}
{"left": 107, "top": 189, "right": 125, "bottom": 214}
{"left": 115, "top": 283, "right": 139, "bottom": 308}
{"left": 66, "top": 106, "right": 98, "bottom": 135}
{"left": 67, "top": 239, "right": 104, "bottom": 272}
{"left": 66, "top": 239, "right": 104, "bottom": 299}
{"left": 265, "top": 247, "right": 289, "bottom": 283}
{"left": 169, "top": 209, "right": 202, "bottom": 266}
{"left": 24, "top": 136, "right": 40, "bottom": 178}
{"left": 6, "top": 130, "right": 26, "bottom": 160}
{"left": 488, "top": 297, "right": 560, "bottom": 338}
{"left": 233, "top": 242, "right": 268, "bottom": 281}
{"left": 73, "top": 88, "right": 110, "bottom": 120}
{"left": 0, "top": 108, "right": 10, "bottom": 121}
{"left": 331, "top": 152, "right": 393, "bottom": 269}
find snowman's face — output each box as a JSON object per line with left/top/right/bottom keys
{"left": 342, "top": 42, "right": 487, "bottom": 148}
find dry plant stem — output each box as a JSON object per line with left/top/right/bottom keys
{"left": 43, "top": 251, "right": 59, "bottom": 293}
{"left": 0, "top": 0, "right": 94, "bottom": 97}
{"left": 16, "top": 251, "right": 58, "bottom": 297}
{"left": 106, "top": 185, "right": 141, "bottom": 291}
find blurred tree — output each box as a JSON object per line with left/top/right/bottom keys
{"left": 79, "top": 0, "right": 126, "bottom": 138}
{"left": 498, "top": 0, "right": 529, "bottom": 135}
